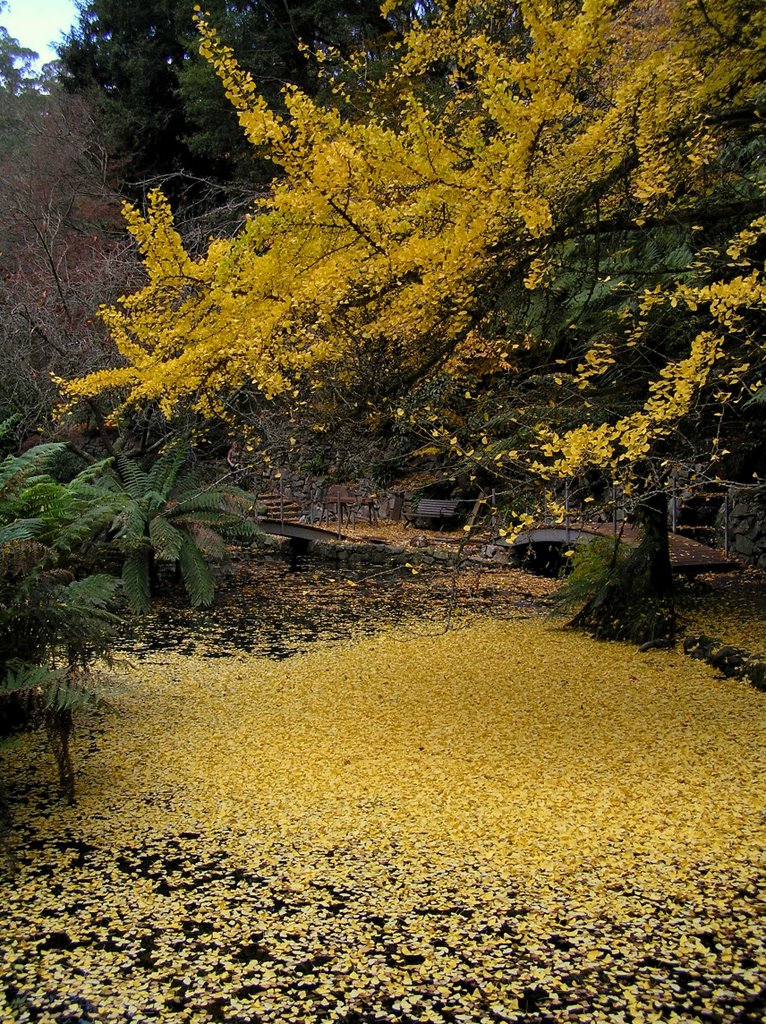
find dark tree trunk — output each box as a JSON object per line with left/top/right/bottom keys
{"left": 45, "top": 708, "right": 76, "bottom": 805}
{"left": 635, "top": 491, "right": 674, "bottom": 598}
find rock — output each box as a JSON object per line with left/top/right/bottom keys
{"left": 731, "top": 502, "right": 754, "bottom": 519}
{"left": 683, "top": 634, "right": 719, "bottom": 659}
{"left": 638, "top": 638, "right": 672, "bottom": 652}
{"left": 744, "top": 660, "right": 766, "bottom": 691}
{"left": 709, "top": 644, "right": 747, "bottom": 677}
{"left": 735, "top": 534, "right": 756, "bottom": 557}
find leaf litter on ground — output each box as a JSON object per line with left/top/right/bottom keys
{"left": 2, "top": 560, "right": 766, "bottom": 1024}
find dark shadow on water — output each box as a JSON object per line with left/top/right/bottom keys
{"left": 116, "top": 553, "right": 452, "bottom": 660}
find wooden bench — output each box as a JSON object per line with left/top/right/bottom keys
{"left": 403, "top": 498, "right": 463, "bottom": 530}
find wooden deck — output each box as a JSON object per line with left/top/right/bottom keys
{"left": 512, "top": 523, "right": 738, "bottom": 575}
{"left": 667, "top": 533, "right": 737, "bottom": 574}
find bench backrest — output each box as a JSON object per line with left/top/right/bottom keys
{"left": 411, "top": 499, "right": 462, "bottom": 516}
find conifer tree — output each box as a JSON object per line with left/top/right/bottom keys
{"left": 58, "top": 0, "right": 400, "bottom": 188}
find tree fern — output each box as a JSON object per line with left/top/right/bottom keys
{"left": 148, "top": 516, "right": 185, "bottom": 561}
{"left": 0, "top": 443, "right": 64, "bottom": 496}
{"left": 186, "top": 522, "right": 227, "bottom": 560}
{"left": 113, "top": 501, "right": 150, "bottom": 546}
{"left": 173, "top": 489, "right": 226, "bottom": 514}
{"left": 64, "top": 574, "right": 122, "bottom": 615}
{"left": 115, "top": 454, "right": 149, "bottom": 499}
{"left": 146, "top": 444, "right": 187, "bottom": 497}
{"left": 51, "top": 499, "right": 121, "bottom": 557}
{"left": 1, "top": 444, "right": 123, "bottom": 803}
{"left": 103, "top": 443, "right": 261, "bottom": 611}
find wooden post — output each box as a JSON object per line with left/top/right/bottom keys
{"left": 564, "top": 479, "right": 571, "bottom": 540}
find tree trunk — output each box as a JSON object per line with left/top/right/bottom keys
{"left": 635, "top": 491, "right": 674, "bottom": 600}
{"left": 45, "top": 708, "right": 76, "bottom": 805}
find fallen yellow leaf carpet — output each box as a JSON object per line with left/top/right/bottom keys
{"left": 2, "top": 617, "right": 765, "bottom": 1023}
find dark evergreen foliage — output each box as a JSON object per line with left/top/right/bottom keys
{"left": 57, "top": 0, "right": 399, "bottom": 190}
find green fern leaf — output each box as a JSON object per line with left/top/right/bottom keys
{"left": 64, "top": 574, "right": 122, "bottom": 614}
{"left": 147, "top": 445, "right": 187, "bottom": 498}
{"left": 116, "top": 455, "right": 150, "bottom": 500}
{"left": 0, "top": 518, "right": 43, "bottom": 544}
{"left": 112, "top": 500, "right": 149, "bottom": 546}
{"left": 122, "top": 550, "right": 152, "bottom": 612}
{"left": 1, "top": 661, "right": 57, "bottom": 694}
{"left": 178, "top": 536, "right": 215, "bottom": 607}
{"left": 148, "top": 516, "right": 185, "bottom": 561}
{"left": 0, "top": 443, "right": 65, "bottom": 498}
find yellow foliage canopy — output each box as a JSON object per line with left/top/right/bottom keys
{"left": 64, "top": 0, "right": 766, "bottom": 474}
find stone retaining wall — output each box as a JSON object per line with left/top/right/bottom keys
{"left": 721, "top": 487, "right": 766, "bottom": 568}
{"left": 248, "top": 531, "right": 482, "bottom": 568}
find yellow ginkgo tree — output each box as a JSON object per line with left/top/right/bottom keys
{"left": 64, "top": 0, "right": 766, "bottom": 637}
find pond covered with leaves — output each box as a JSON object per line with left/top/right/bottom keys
{"left": 116, "top": 554, "right": 556, "bottom": 660}
{"left": 3, "top": 557, "right": 766, "bottom": 1024}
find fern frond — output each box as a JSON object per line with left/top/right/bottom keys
{"left": 115, "top": 455, "right": 149, "bottom": 499}
{"left": 122, "top": 550, "right": 152, "bottom": 613}
{"left": 64, "top": 574, "right": 122, "bottom": 614}
{"left": 43, "top": 675, "right": 101, "bottom": 714}
{"left": 171, "top": 489, "right": 224, "bottom": 514}
{"left": 68, "top": 457, "right": 116, "bottom": 490}
{"left": 173, "top": 509, "right": 232, "bottom": 528}
{"left": 51, "top": 499, "right": 120, "bottom": 556}
{"left": 186, "top": 523, "right": 226, "bottom": 560}
{"left": 1, "top": 661, "right": 56, "bottom": 695}
{"left": 178, "top": 536, "right": 215, "bottom": 607}
{"left": 0, "top": 444, "right": 65, "bottom": 498}
{"left": 142, "top": 489, "right": 169, "bottom": 518}
{"left": 0, "top": 537, "right": 51, "bottom": 576}
{"left": 147, "top": 445, "right": 187, "bottom": 498}
{"left": 112, "top": 500, "right": 149, "bottom": 545}
{"left": 148, "top": 516, "right": 185, "bottom": 561}
{"left": 0, "top": 519, "right": 44, "bottom": 545}
{"left": 220, "top": 487, "right": 258, "bottom": 514}
{"left": 223, "top": 520, "right": 263, "bottom": 541}
{"left": 745, "top": 386, "right": 766, "bottom": 407}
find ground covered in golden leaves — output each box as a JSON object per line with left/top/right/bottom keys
{"left": 678, "top": 567, "right": 766, "bottom": 655}
{"left": 3, "top": 605, "right": 766, "bottom": 1024}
